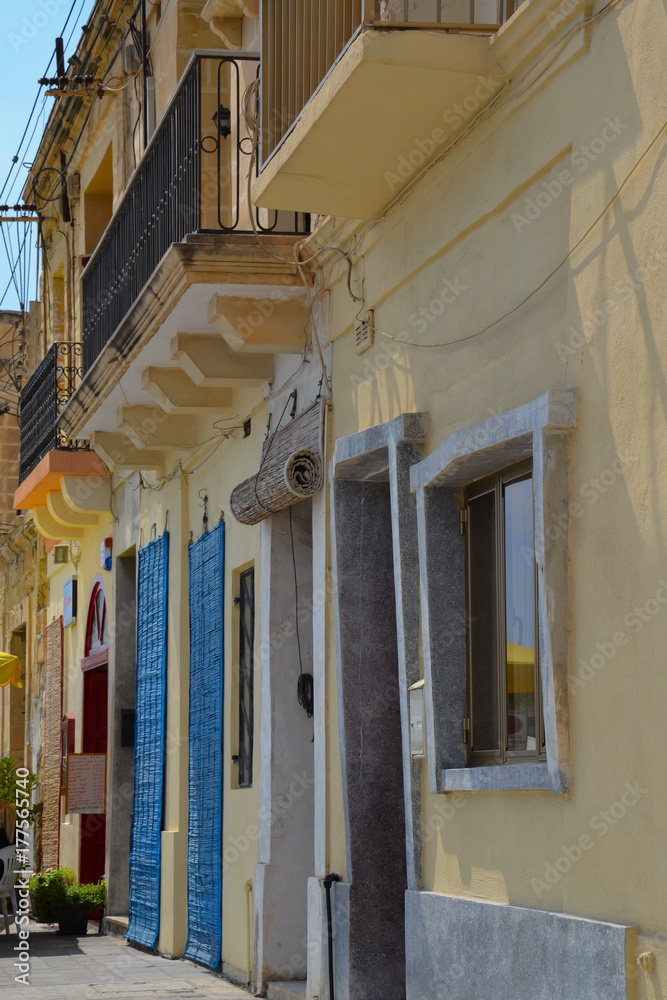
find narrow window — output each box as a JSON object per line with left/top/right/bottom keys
{"left": 237, "top": 567, "right": 255, "bottom": 787}
{"left": 465, "top": 460, "right": 543, "bottom": 764}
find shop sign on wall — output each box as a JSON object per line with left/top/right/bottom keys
{"left": 66, "top": 753, "right": 106, "bottom": 814}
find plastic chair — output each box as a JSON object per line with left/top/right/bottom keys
{"left": 0, "top": 846, "right": 19, "bottom": 933}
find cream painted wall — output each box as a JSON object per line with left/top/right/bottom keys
{"left": 308, "top": 0, "right": 667, "bottom": 984}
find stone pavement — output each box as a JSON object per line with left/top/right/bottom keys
{"left": 0, "top": 923, "right": 251, "bottom": 999}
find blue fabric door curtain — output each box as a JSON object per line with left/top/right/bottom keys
{"left": 184, "top": 522, "right": 225, "bottom": 968}
{"left": 127, "top": 532, "right": 169, "bottom": 948}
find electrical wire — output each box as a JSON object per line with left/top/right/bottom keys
{"left": 0, "top": 227, "right": 30, "bottom": 311}
{"left": 28, "top": 0, "right": 135, "bottom": 188}
{"left": 379, "top": 111, "right": 667, "bottom": 349}
{"left": 357, "top": 0, "right": 625, "bottom": 248}
{"left": 0, "top": 0, "right": 92, "bottom": 207}
{"left": 0, "top": 0, "right": 138, "bottom": 315}
{"left": 296, "top": 0, "right": 626, "bottom": 327}
{"left": 289, "top": 504, "right": 314, "bottom": 718}
{"left": 241, "top": 78, "right": 336, "bottom": 398}
{"left": 0, "top": 0, "right": 95, "bottom": 309}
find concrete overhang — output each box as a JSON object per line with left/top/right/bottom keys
{"left": 13, "top": 449, "right": 111, "bottom": 541}
{"left": 59, "top": 236, "right": 309, "bottom": 457}
{"left": 253, "top": 26, "right": 505, "bottom": 220}
{"left": 13, "top": 450, "right": 108, "bottom": 511}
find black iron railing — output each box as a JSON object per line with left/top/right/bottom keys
{"left": 82, "top": 53, "right": 309, "bottom": 374}
{"left": 18, "top": 342, "right": 85, "bottom": 483}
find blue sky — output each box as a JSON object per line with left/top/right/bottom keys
{"left": 0, "top": 0, "right": 96, "bottom": 312}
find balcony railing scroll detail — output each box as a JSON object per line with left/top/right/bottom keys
{"left": 260, "top": 0, "right": 521, "bottom": 163}
{"left": 18, "top": 341, "right": 87, "bottom": 484}
{"left": 81, "top": 53, "right": 309, "bottom": 375}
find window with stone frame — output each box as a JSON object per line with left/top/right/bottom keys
{"left": 464, "top": 459, "right": 545, "bottom": 766}
{"left": 410, "top": 390, "right": 576, "bottom": 794}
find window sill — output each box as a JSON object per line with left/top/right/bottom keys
{"left": 441, "top": 762, "right": 552, "bottom": 792}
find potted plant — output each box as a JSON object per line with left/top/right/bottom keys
{"left": 28, "top": 867, "right": 106, "bottom": 935}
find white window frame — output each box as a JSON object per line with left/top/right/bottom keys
{"left": 410, "top": 390, "right": 577, "bottom": 794}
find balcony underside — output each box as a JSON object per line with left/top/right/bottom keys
{"left": 253, "top": 27, "right": 504, "bottom": 219}
{"left": 60, "top": 235, "right": 311, "bottom": 472}
{"left": 13, "top": 450, "right": 111, "bottom": 541}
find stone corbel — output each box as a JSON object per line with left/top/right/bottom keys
{"left": 201, "top": 0, "right": 259, "bottom": 50}
{"left": 208, "top": 17, "right": 243, "bottom": 49}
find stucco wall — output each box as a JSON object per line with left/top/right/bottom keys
{"left": 310, "top": 0, "right": 667, "bottom": 991}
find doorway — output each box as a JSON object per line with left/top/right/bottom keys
{"left": 80, "top": 667, "right": 108, "bottom": 884}
{"left": 80, "top": 580, "right": 109, "bottom": 885}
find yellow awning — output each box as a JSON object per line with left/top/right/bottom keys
{"left": 0, "top": 654, "right": 22, "bottom": 689}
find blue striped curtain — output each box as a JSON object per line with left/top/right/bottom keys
{"left": 184, "top": 523, "right": 225, "bottom": 968}
{"left": 127, "top": 532, "right": 169, "bottom": 948}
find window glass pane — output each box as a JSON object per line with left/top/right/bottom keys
{"left": 504, "top": 476, "right": 536, "bottom": 752}
{"left": 473, "top": 0, "right": 502, "bottom": 23}
{"left": 468, "top": 490, "right": 499, "bottom": 753}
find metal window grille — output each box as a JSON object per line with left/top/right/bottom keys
{"left": 18, "top": 341, "right": 86, "bottom": 483}
{"left": 238, "top": 567, "right": 255, "bottom": 788}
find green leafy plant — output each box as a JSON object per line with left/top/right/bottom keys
{"left": 28, "top": 867, "right": 106, "bottom": 924}
{"left": 74, "top": 881, "right": 106, "bottom": 909}
{"left": 0, "top": 756, "right": 39, "bottom": 825}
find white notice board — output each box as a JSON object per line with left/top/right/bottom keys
{"left": 66, "top": 754, "right": 107, "bottom": 814}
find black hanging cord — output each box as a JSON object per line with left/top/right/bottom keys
{"left": 290, "top": 505, "right": 314, "bottom": 718}
{"left": 323, "top": 873, "right": 341, "bottom": 1000}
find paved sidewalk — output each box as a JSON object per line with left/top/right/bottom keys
{"left": 0, "top": 924, "right": 251, "bottom": 999}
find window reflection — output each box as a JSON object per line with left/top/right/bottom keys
{"left": 504, "top": 476, "right": 536, "bottom": 753}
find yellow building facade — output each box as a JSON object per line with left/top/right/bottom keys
{"left": 254, "top": 1, "right": 667, "bottom": 999}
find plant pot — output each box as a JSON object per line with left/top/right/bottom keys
{"left": 57, "top": 904, "right": 90, "bottom": 936}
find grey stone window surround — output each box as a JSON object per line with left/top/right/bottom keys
{"left": 410, "top": 390, "right": 578, "bottom": 794}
